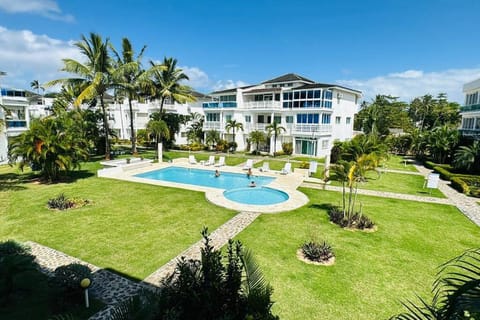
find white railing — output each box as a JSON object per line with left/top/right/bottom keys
{"left": 203, "top": 122, "right": 222, "bottom": 130}
{"left": 242, "top": 101, "right": 282, "bottom": 109}
{"left": 293, "top": 124, "right": 332, "bottom": 134}
{"left": 244, "top": 123, "right": 269, "bottom": 132}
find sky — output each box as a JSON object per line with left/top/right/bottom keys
{"left": 0, "top": 0, "right": 479, "bottom": 103}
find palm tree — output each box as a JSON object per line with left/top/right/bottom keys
{"left": 225, "top": 119, "right": 243, "bottom": 151}
{"left": 454, "top": 141, "right": 480, "bottom": 172}
{"left": 110, "top": 38, "right": 148, "bottom": 155}
{"left": 426, "top": 126, "right": 459, "bottom": 164}
{"left": 45, "top": 33, "right": 113, "bottom": 159}
{"left": 30, "top": 80, "right": 44, "bottom": 95}
{"left": 266, "top": 121, "right": 286, "bottom": 157}
{"left": 205, "top": 129, "right": 220, "bottom": 149}
{"left": 249, "top": 130, "right": 266, "bottom": 154}
{"left": 146, "top": 119, "right": 169, "bottom": 160}
{"left": 149, "top": 57, "right": 195, "bottom": 117}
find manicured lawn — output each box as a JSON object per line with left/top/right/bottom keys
{"left": 290, "top": 156, "right": 325, "bottom": 163}
{"left": 0, "top": 162, "right": 236, "bottom": 280}
{"left": 382, "top": 154, "right": 418, "bottom": 172}
{"left": 328, "top": 171, "right": 445, "bottom": 198}
{"left": 161, "top": 150, "right": 247, "bottom": 166}
{"left": 234, "top": 188, "right": 480, "bottom": 320}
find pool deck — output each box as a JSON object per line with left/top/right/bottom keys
{"left": 97, "top": 158, "right": 309, "bottom": 214}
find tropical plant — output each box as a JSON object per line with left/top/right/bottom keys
{"left": 48, "top": 193, "right": 75, "bottom": 210}
{"left": 225, "top": 119, "right": 244, "bottom": 151}
{"left": 266, "top": 121, "right": 286, "bottom": 157}
{"left": 453, "top": 140, "right": 480, "bottom": 173}
{"left": 30, "top": 79, "right": 44, "bottom": 95}
{"left": 46, "top": 33, "right": 114, "bottom": 159}
{"left": 205, "top": 129, "right": 220, "bottom": 149}
{"left": 8, "top": 111, "right": 89, "bottom": 182}
{"left": 390, "top": 248, "right": 480, "bottom": 320}
{"left": 426, "top": 126, "right": 459, "bottom": 164}
{"left": 249, "top": 130, "right": 266, "bottom": 154}
{"left": 282, "top": 142, "right": 293, "bottom": 155}
{"left": 148, "top": 57, "right": 195, "bottom": 117}
{"left": 186, "top": 112, "right": 205, "bottom": 145}
{"left": 301, "top": 241, "right": 334, "bottom": 263}
{"left": 146, "top": 119, "right": 169, "bottom": 159}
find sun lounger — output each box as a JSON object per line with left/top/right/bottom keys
{"left": 205, "top": 155, "right": 215, "bottom": 166}
{"left": 215, "top": 156, "right": 225, "bottom": 167}
{"left": 188, "top": 155, "right": 197, "bottom": 164}
{"left": 260, "top": 162, "right": 270, "bottom": 172}
{"left": 281, "top": 162, "right": 291, "bottom": 175}
{"left": 309, "top": 161, "right": 318, "bottom": 176}
{"left": 243, "top": 159, "right": 253, "bottom": 170}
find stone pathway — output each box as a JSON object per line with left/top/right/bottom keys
{"left": 27, "top": 241, "right": 147, "bottom": 320}
{"left": 143, "top": 211, "right": 261, "bottom": 286}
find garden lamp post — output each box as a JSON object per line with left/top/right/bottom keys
{"left": 80, "top": 278, "right": 91, "bottom": 308}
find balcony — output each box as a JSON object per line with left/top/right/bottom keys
{"left": 244, "top": 123, "right": 269, "bottom": 132}
{"left": 203, "top": 122, "right": 222, "bottom": 131}
{"left": 242, "top": 101, "right": 281, "bottom": 110}
{"left": 292, "top": 124, "right": 332, "bottom": 134}
{"left": 459, "top": 129, "right": 480, "bottom": 137}
{"left": 202, "top": 102, "right": 237, "bottom": 108}
{"left": 460, "top": 104, "right": 480, "bottom": 112}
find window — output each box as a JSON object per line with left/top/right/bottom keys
{"left": 297, "top": 113, "right": 320, "bottom": 124}
{"left": 274, "top": 116, "right": 282, "bottom": 124}
{"left": 335, "top": 116, "right": 341, "bottom": 124}
{"left": 300, "top": 91, "right": 306, "bottom": 99}
{"left": 286, "top": 116, "right": 293, "bottom": 123}
{"left": 257, "top": 115, "right": 265, "bottom": 123}
{"left": 314, "top": 90, "right": 321, "bottom": 99}
{"left": 206, "top": 113, "right": 220, "bottom": 121}
{"left": 245, "top": 115, "right": 251, "bottom": 123}
{"left": 307, "top": 90, "right": 314, "bottom": 99}
{"left": 346, "top": 117, "right": 351, "bottom": 124}
{"left": 275, "top": 94, "right": 280, "bottom": 101}
{"left": 225, "top": 115, "right": 232, "bottom": 122}
{"left": 321, "top": 114, "right": 331, "bottom": 124}
{"left": 219, "top": 95, "right": 236, "bottom": 102}
{"left": 294, "top": 91, "right": 299, "bottom": 100}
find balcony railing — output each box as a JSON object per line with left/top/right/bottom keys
{"left": 460, "top": 104, "right": 480, "bottom": 112}
{"left": 293, "top": 124, "right": 332, "bottom": 134}
{"left": 6, "top": 120, "right": 27, "bottom": 128}
{"left": 202, "top": 102, "right": 237, "bottom": 108}
{"left": 203, "top": 122, "right": 222, "bottom": 130}
{"left": 244, "top": 123, "right": 269, "bottom": 132}
{"left": 242, "top": 101, "right": 281, "bottom": 109}
{"left": 459, "top": 129, "right": 480, "bottom": 136}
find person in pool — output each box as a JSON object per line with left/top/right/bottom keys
{"left": 247, "top": 168, "right": 252, "bottom": 178}
{"left": 215, "top": 170, "right": 220, "bottom": 177}
{"left": 249, "top": 181, "right": 256, "bottom": 187}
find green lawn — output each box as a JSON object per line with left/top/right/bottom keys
{"left": 382, "top": 154, "right": 418, "bottom": 172}
{"left": 328, "top": 171, "right": 445, "bottom": 198}
{"left": 234, "top": 188, "right": 480, "bottom": 319}
{"left": 0, "top": 162, "right": 236, "bottom": 280}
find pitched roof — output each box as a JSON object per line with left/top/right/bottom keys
{"left": 210, "top": 85, "right": 254, "bottom": 95}
{"left": 293, "top": 83, "right": 362, "bottom": 94}
{"left": 262, "top": 73, "right": 314, "bottom": 84}
{"left": 243, "top": 87, "right": 282, "bottom": 94}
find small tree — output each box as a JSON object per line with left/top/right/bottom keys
{"left": 205, "top": 130, "right": 220, "bottom": 150}
{"left": 266, "top": 121, "right": 286, "bottom": 157}
{"left": 225, "top": 119, "right": 244, "bottom": 152}
{"left": 249, "top": 130, "right": 266, "bottom": 154}
{"left": 146, "top": 119, "right": 169, "bottom": 160}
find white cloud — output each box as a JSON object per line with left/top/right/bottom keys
{"left": 180, "top": 66, "right": 210, "bottom": 89}
{"left": 337, "top": 68, "right": 480, "bottom": 103}
{"left": 0, "top": 26, "right": 81, "bottom": 90}
{"left": 0, "top": 0, "right": 74, "bottom": 22}
{"left": 213, "top": 80, "right": 249, "bottom": 91}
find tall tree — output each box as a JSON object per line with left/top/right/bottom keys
{"left": 46, "top": 33, "right": 113, "bottom": 159}
{"left": 149, "top": 57, "right": 195, "bottom": 117}
{"left": 409, "top": 94, "right": 460, "bottom": 132}
{"left": 146, "top": 119, "right": 169, "bottom": 159}
{"left": 249, "top": 130, "right": 266, "bottom": 154}
{"left": 225, "top": 119, "right": 243, "bottom": 150}
{"left": 266, "top": 121, "right": 285, "bottom": 157}
{"left": 426, "top": 125, "right": 459, "bottom": 164}
{"left": 30, "top": 80, "right": 43, "bottom": 95}
{"left": 110, "top": 38, "right": 148, "bottom": 155}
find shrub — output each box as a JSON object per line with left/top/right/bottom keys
{"left": 216, "top": 139, "right": 228, "bottom": 152}
{"left": 301, "top": 241, "right": 334, "bottom": 262}
{"left": 0, "top": 240, "right": 31, "bottom": 256}
{"left": 53, "top": 263, "right": 92, "bottom": 307}
{"left": 327, "top": 206, "right": 375, "bottom": 230}
{"left": 274, "top": 150, "right": 285, "bottom": 157}
{"left": 227, "top": 141, "right": 238, "bottom": 152}
{"left": 424, "top": 161, "right": 436, "bottom": 169}
{"left": 299, "top": 161, "right": 310, "bottom": 169}
{"left": 451, "top": 177, "right": 470, "bottom": 195}
{"left": 48, "top": 193, "right": 74, "bottom": 210}
{"left": 282, "top": 142, "right": 293, "bottom": 155}
{"left": 433, "top": 166, "right": 453, "bottom": 180}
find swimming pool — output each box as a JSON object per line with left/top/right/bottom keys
{"left": 224, "top": 187, "right": 289, "bottom": 205}
{"left": 135, "top": 166, "right": 275, "bottom": 190}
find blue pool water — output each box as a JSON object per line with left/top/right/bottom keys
{"left": 135, "top": 166, "right": 275, "bottom": 190}
{"left": 224, "top": 187, "right": 289, "bottom": 205}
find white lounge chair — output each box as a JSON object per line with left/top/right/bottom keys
{"left": 215, "top": 156, "right": 225, "bottom": 167}
{"left": 281, "top": 162, "right": 292, "bottom": 175}
{"left": 260, "top": 162, "right": 270, "bottom": 172}
{"left": 309, "top": 161, "right": 318, "bottom": 176}
{"left": 205, "top": 155, "right": 215, "bottom": 166}
{"left": 243, "top": 159, "right": 253, "bottom": 170}
{"left": 188, "top": 155, "right": 197, "bottom": 164}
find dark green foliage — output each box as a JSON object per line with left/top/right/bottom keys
{"left": 450, "top": 177, "right": 470, "bottom": 195}
{"left": 387, "top": 135, "right": 413, "bottom": 154}
{"left": 424, "top": 161, "right": 437, "bottom": 170}
{"left": 390, "top": 248, "right": 480, "bottom": 320}
{"left": 156, "top": 228, "right": 278, "bottom": 320}
{"left": 328, "top": 206, "right": 375, "bottom": 230}
{"left": 48, "top": 193, "right": 74, "bottom": 210}
{"left": 53, "top": 263, "right": 92, "bottom": 307}
{"left": 301, "top": 241, "right": 334, "bottom": 262}
{"left": 281, "top": 142, "right": 293, "bottom": 155}
{"left": 433, "top": 166, "right": 454, "bottom": 181}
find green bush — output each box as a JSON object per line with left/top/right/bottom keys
{"left": 299, "top": 161, "right": 310, "bottom": 169}
{"left": 301, "top": 241, "right": 334, "bottom": 262}
{"left": 424, "top": 161, "right": 436, "bottom": 169}
{"left": 274, "top": 150, "right": 285, "bottom": 157}
{"left": 48, "top": 194, "right": 74, "bottom": 210}
{"left": 433, "top": 166, "right": 453, "bottom": 180}
{"left": 450, "top": 177, "right": 470, "bottom": 195}
{"left": 54, "top": 263, "right": 92, "bottom": 307}
{"left": 282, "top": 142, "right": 293, "bottom": 155}
{"left": 327, "top": 206, "right": 375, "bottom": 230}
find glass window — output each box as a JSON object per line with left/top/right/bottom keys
{"left": 300, "top": 91, "right": 306, "bottom": 99}
{"left": 314, "top": 90, "right": 321, "bottom": 99}
{"left": 313, "top": 100, "right": 321, "bottom": 107}
{"left": 274, "top": 116, "right": 281, "bottom": 124}
{"left": 286, "top": 116, "right": 293, "bottom": 123}
{"left": 313, "top": 114, "right": 319, "bottom": 123}
{"left": 258, "top": 115, "right": 264, "bottom": 123}
{"left": 293, "top": 101, "right": 299, "bottom": 108}
{"left": 283, "top": 102, "right": 289, "bottom": 108}
{"left": 346, "top": 117, "right": 351, "bottom": 124}
{"left": 283, "top": 92, "right": 289, "bottom": 100}
{"left": 307, "top": 114, "right": 313, "bottom": 123}
{"left": 307, "top": 90, "right": 314, "bottom": 99}
{"left": 321, "top": 114, "right": 331, "bottom": 124}
{"left": 225, "top": 115, "right": 232, "bottom": 122}
{"left": 245, "top": 115, "right": 251, "bottom": 123}
{"left": 294, "top": 91, "right": 299, "bottom": 99}
{"left": 275, "top": 94, "right": 280, "bottom": 101}
{"left": 335, "top": 116, "right": 341, "bottom": 124}
{"left": 206, "top": 113, "right": 220, "bottom": 121}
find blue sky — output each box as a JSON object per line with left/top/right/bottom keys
{"left": 0, "top": 0, "right": 479, "bottom": 103}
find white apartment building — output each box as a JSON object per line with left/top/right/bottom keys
{"left": 107, "top": 91, "right": 210, "bottom": 145}
{"left": 459, "top": 77, "right": 480, "bottom": 139}
{"left": 203, "top": 73, "right": 362, "bottom": 157}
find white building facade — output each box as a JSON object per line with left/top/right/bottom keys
{"left": 202, "top": 73, "right": 362, "bottom": 157}
{"left": 459, "top": 78, "right": 480, "bottom": 139}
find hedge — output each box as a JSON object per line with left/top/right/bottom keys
{"left": 433, "top": 166, "right": 454, "bottom": 180}
{"left": 450, "top": 177, "right": 470, "bottom": 195}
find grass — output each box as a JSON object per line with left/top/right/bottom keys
{"left": 0, "top": 161, "right": 236, "bottom": 280}
{"left": 234, "top": 188, "right": 480, "bottom": 320}
{"left": 328, "top": 171, "right": 445, "bottom": 198}
{"left": 382, "top": 154, "right": 418, "bottom": 172}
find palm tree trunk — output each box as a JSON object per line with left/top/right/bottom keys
{"left": 100, "top": 94, "right": 111, "bottom": 160}
{"left": 273, "top": 135, "right": 277, "bottom": 156}
{"left": 128, "top": 95, "right": 137, "bottom": 154}
{"left": 159, "top": 96, "right": 166, "bottom": 119}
